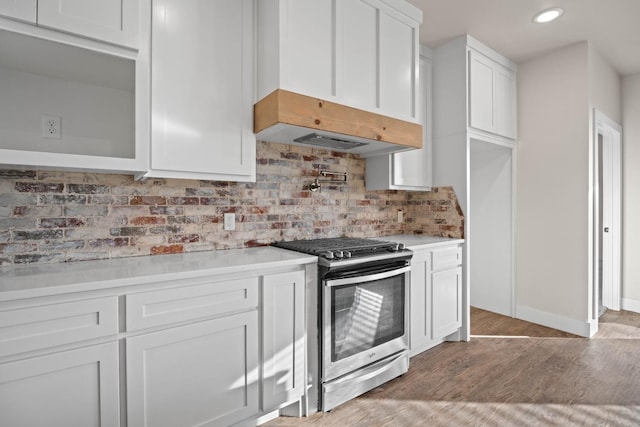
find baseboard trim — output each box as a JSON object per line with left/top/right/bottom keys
{"left": 622, "top": 298, "right": 640, "bottom": 313}
{"left": 516, "top": 305, "right": 593, "bottom": 337}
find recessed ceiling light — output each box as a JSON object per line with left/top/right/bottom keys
{"left": 533, "top": 7, "right": 564, "bottom": 23}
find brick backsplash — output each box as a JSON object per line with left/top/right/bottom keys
{"left": 0, "top": 141, "right": 464, "bottom": 266}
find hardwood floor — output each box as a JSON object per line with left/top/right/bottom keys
{"left": 264, "top": 308, "right": 640, "bottom": 426}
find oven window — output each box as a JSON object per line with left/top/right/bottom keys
{"left": 331, "top": 274, "right": 405, "bottom": 362}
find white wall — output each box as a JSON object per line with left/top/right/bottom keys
{"left": 622, "top": 74, "right": 640, "bottom": 305}
{"left": 517, "top": 42, "right": 591, "bottom": 333}
{"left": 517, "top": 41, "right": 624, "bottom": 335}
{"left": 589, "top": 45, "right": 622, "bottom": 124}
{"left": 587, "top": 45, "right": 622, "bottom": 320}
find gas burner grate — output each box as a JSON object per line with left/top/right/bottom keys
{"left": 274, "top": 237, "right": 398, "bottom": 256}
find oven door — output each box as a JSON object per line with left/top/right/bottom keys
{"left": 322, "top": 264, "right": 410, "bottom": 382}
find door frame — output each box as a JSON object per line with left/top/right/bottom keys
{"left": 592, "top": 109, "right": 622, "bottom": 322}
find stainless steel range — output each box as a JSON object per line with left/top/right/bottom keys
{"left": 274, "top": 237, "right": 412, "bottom": 412}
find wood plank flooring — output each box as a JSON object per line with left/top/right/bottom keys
{"left": 264, "top": 307, "right": 640, "bottom": 427}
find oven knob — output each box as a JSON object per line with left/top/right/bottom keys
{"left": 334, "top": 250, "right": 344, "bottom": 258}
{"left": 398, "top": 243, "right": 406, "bottom": 251}
{"left": 343, "top": 251, "right": 352, "bottom": 258}
{"left": 324, "top": 251, "right": 335, "bottom": 259}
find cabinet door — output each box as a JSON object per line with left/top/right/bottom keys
{"left": 0, "top": 342, "right": 119, "bottom": 427}
{"left": 0, "top": 0, "right": 36, "bottom": 23}
{"left": 409, "top": 250, "right": 432, "bottom": 356}
{"left": 432, "top": 266, "right": 462, "bottom": 339}
{"left": 37, "top": 0, "right": 138, "bottom": 48}
{"left": 495, "top": 64, "right": 517, "bottom": 139}
{"left": 148, "top": 0, "right": 256, "bottom": 181}
{"left": 468, "top": 49, "right": 495, "bottom": 134}
{"left": 284, "top": 0, "right": 333, "bottom": 100}
{"left": 379, "top": 7, "right": 418, "bottom": 121}
{"left": 365, "top": 45, "right": 431, "bottom": 192}
{"left": 338, "top": 0, "right": 378, "bottom": 110}
{"left": 392, "top": 49, "right": 432, "bottom": 189}
{"left": 127, "top": 311, "right": 259, "bottom": 427}
{"left": 262, "top": 270, "right": 305, "bottom": 411}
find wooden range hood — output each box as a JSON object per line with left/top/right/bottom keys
{"left": 254, "top": 89, "right": 422, "bottom": 158}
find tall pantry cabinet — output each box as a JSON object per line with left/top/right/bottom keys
{"left": 433, "top": 34, "right": 517, "bottom": 328}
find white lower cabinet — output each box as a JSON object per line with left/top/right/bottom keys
{"left": 0, "top": 342, "right": 120, "bottom": 427}
{"left": 409, "top": 249, "right": 433, "bottom": 356}
{"left": 262, "top": 270, "right": 305, "bottom": 412}
{"left": 126, "top": 311, "right": 259, "bottom": 427}
{"left": 409, "top": 243, "right": 463, "bottom": 356}
{"left": 0, "top": 258, "right": 311, "bottom": 426}
{"left": 0, "top": 295, "right": 120, "bottom": 427}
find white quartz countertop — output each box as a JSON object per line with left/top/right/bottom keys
{"left": 0, "top": 247, "right": 317, "bottom": 302}
{"left": 384, "top": 234, "right": 464, "bottom": 250}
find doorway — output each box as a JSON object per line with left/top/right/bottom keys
{"left": 594, "top": 110, "right": 622, "bottom": 317}
{"left": 469, "top": 139, "right": 515, "bottom": 317}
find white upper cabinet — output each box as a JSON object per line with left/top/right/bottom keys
{"left": 0, "top": 0, "right": 36, "bottom": 23}
{"left": 142, "top": 0, "right": 256, "bottom": 181}
{"left": 338, "top": 0, "right": 377, "bottom": 110}
{"left": 0, "top": 28, "right": 147, "bottom": 174}
{"left": 379, "top": 6, "right": 417, "bottom": 120}
{"left": 0, "top": 0, "right": 138, "bottom": 48}
{"left": 0, "top": 0, "right": 147, "bottom": 174}
{"left": 366, "top": 45, "right": 432, "bottom": 191}
{"left": 494, "top": 63, "right": 517, "bottom": 139}
{"left": 257, "top": 0, "right": 422, "bottom": 123}
{"left": 468, "top": 46, "right": 517, "bottom": 139}
{"left": 279, "top": 0, "right": 333, "bottom": 100}
{"left": 37, "top": 0, "right": 139, "bottom": 49}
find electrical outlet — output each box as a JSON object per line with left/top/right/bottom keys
{"left": 397, "top": 210, "right": 404, "bottom": 223}
{"left": 42, "top": 115, "right": 61, "bottom": 139}
{"left": 224, "top": 213, "right": 236, "bottom": 231}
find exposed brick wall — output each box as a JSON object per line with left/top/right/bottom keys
{"left": 0, "top": 141, "right": 463, "bottom": 266}
{"left": 405, "top": 188, "right": 465, "bottom": 238}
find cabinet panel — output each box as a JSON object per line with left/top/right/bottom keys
{"left": 126, "top": 276, "right": 259, "bottom": 331}
{"left": 409, "top": 250, "right": 431, "bottom": 356}
{"left": 392, "top": 49, "right": 431, "bottom": 189}
{"left": 468, "top": 50, "right": 495, "bottom": 133}
{"left": 148, "top": 0, "right": 255, "bottom": 181}
{"left": 0, "top": 296, "right": 118, "bottom": 357}
{"left": 284, "top": 0, "right": 333, "bottom": 99}
{"left": 38, "top": 0, "right": 138, "bottom": 48}
{"left": 432, "top": 246, "right": 462, "bottom": 271}
{"left": 126, "top": 311, "right": 259, "bottom": 427}
{"left": 0, "top": 0, "right": 36, "bottom": 23}
{"left": 262, "top": 270, "right": 305, "bottom": 411}
{"left": 432, "top": 266, "right": 462, "bottom": 338}
{"left": 339, "top": 0, "right": 378, "bottom": 110}
{"left": 366, "top": 45, "right": 431, "bottom": 191}
{"left": 495, "top": 64, "right": 517, "bottom": 139}
{"left": 0, "top": 342, "right": 119, "bottom": 427}
{"left": 379, "top": 10, "right": 416, "bottom": 120}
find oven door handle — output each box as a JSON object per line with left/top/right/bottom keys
{"left": 324, "top": 266, "right": 411, "bottom": 288}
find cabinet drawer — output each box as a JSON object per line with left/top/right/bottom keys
{"left": 126, "top": 276, "right": 259, "bottom": 331}
{"left": 431, "top": 246, "right": 462, "bottom": 270}
{"left": 0, "top": 296, "right": 118, "bottom": 357}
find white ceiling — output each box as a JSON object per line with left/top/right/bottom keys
{"left": 408, "top": 0, "right": 640, "bottom": 76}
